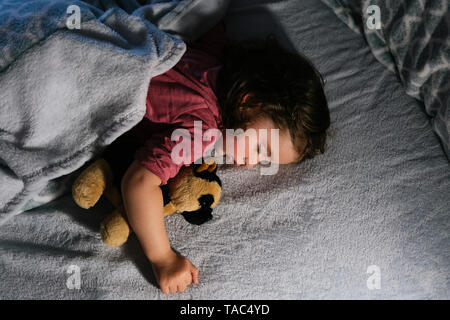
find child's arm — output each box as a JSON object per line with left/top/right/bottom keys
{"left": 121, "top": 159, "right": 199, "bottom": 294}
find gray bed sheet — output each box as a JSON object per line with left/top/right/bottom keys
{"left": 1, "top": 0, "right": 449, "bottom": 299}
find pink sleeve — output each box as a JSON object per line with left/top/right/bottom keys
{"left": 135, "top": 130, "right": 182, "bottom": 186}
{"left": 135, "top": 114, "right": 221, "bottom": 185}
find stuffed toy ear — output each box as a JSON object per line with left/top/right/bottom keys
{"left": 181, "top": 194, "right": 214, "bottom": 225}
{"left": 195, "top": 158, "right": 217, "bottom": 174}
{"left": 193, "top": 160, "right": 222, "bottom": 187}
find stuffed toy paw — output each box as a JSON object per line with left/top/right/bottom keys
{"left": 72, "top": 158, "right": 222, "bottom": 247}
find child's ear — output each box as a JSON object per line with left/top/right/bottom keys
{"left": 241, "top": 93, "right": 252, "bottom": 104}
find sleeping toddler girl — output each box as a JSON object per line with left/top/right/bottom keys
{"left": 105, "top": 22, "right": 330, "bottom": 294}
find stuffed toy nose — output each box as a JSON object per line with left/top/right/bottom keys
{"left": 181, "top": 194, "right": 214, "bottom": 225}
{"left": 198, "top": 194, "right": 214, "bottom": 208}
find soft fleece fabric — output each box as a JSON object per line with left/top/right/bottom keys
{"left": 0, "top": 0, "right": 230, "bottom": 221}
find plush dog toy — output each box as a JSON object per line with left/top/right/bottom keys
{"left": 72, "top": 158, "right": 222, "bottom": 247}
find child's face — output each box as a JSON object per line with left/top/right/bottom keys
{"left": 221, "top": 117, "right": 300, "bottom": 167}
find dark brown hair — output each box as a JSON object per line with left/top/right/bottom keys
{"left": 216, "top": 36, "right": 330, "bottom": 162}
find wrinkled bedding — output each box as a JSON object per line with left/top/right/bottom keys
{"left": 0, "top": 0, "right": 184, "bottom": 222}
{"left": 1, "top": 0, "right": 449, "bottom": 299}
{"left": 321, "top": 0, "right": 450, "bottom": 159}
{"left": 0, "top": 0, "right": 229, "bottom": 221}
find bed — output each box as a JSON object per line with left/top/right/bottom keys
{"left": 1, "top": 0, "right": 449, "bottom": 299}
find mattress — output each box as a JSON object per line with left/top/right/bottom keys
{"left": 0, "top": 0, "right": 449, "bottom": 299}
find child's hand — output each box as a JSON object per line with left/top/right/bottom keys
{"left": 151, "top": 250, "right": 199, "bottom": 294}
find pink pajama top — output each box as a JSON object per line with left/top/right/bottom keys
{"left": 128, "top": 22, "right": 226, "bottom": 185}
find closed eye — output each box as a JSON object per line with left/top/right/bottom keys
{"left": 257, "top": 144, "right": 271, "bottom": 165}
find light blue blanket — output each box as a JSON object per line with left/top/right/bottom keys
{"left": 0, "top": 0, "right": 229, "bottom": 223}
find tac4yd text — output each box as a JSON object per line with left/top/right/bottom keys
{"left": 180, "top": 304, "right": 270, "bottom": 317}
{"left": 223, "top": 304, "right": 269, "bottom": 315}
